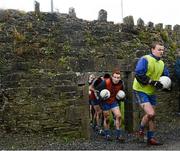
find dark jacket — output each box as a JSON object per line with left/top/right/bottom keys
{"left": 175, "top": 57, "right": 180, "bottom": 80}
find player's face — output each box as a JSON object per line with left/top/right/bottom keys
{"left": 152, "top": 44, "right": 164, "bottom": 58}
{"left": 112, "top": 73, "right": 121, "bottom": 84}
{"left": 88, "top": 74, "right": 95, "bottom": 83}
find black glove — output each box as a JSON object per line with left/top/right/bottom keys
{"left": 163, "top": 88, "right": 171, "bottom": 92}
{"left": 149, "top": 80, "right": 163, "bottom": 89}
{"left": 135, "top": 74, "right": 150, "bottom": 85}
{"left": 163, "top": 84, "right": 172, "bottom": 92}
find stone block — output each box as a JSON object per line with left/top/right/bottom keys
{"left": 137, "top": 18, "right": 144, "bottom": 27}
{"left": 98, "top": 9, "right": 107, "bottom": 22}
{"left": 123, "top": 16, "right": 134, "bottom": 27}
{"left": 155, "top": 23, "right": 163, "bottom": 30}
{"left": 54, "top": 85, "right": 78, "bottom": 93}
{"left": 165, "top": 25, "right": 172, "bottom": 31}
{"left": 147, "top": 21, "right": 154, "bottom": 28}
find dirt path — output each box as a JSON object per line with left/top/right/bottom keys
{"left": 0, "top": 126, "right": 179, "bottom": 150}
{"left": 0, "top": 116, "right": 179, "bottom": 150}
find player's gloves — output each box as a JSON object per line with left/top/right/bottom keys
{"left": 149, "top": 80, "right": 163, "bottom": 89}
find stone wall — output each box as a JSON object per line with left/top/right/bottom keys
{"left": 0, "top": 9, "right": 180, "bottom": 139}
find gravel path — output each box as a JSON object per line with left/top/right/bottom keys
{"left": 0, "top": 116, "right": 180, "bottom": 150}
{"left": 0, "top": 127, "right": 179, "bottom": 150}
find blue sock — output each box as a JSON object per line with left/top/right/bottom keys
{"left": 115, "top": 129, "right": 121, "bottom": 137}
{"left": 139, "top": 124, "right": 145, "bottom": 131}
{"left": 147, "top": 131, "right": 154, "bottom": 139}
{"left": 104, "top": 129, "right": 110, "bottom": 136}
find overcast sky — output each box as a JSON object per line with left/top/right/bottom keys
{"left": 0, "top": 0, "right": 179, "bottom": 26}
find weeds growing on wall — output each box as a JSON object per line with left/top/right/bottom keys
{"left": 62, "top": 41, "right": 71, "bottom": 52}
{"left": 13, "top": 26, "right": 25, "bottom": 42}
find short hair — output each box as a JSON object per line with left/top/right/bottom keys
{"left": 93, "top": 77, "right": 103, "bottom": 88}
{"left": 150, "top": 41, "right": 163, "bottom": 49}
{"left": 112, "top": 68, "right": 121, "bottom": 75}
{"left": 103, "top": 73, "right": 111, "bottom": 79}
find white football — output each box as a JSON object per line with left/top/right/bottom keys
{"left": 89, "top": 90, "right": 91, "bottom": 95}
{"left": 116, "top": 90, "right": 126, "bottom": 100}
{"left": 100, "top": 89, "right": 110, "bottom": 100}
{"left": 159, "top": 76, "right": 171, "bottom": 89}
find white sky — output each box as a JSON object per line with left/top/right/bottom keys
{"left": 0, "top": 0, "right": 179, "bottom": 26}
